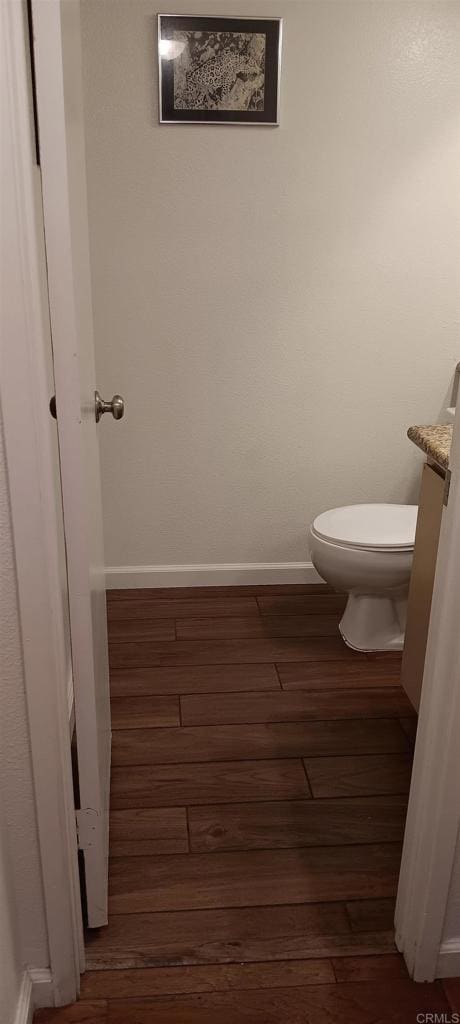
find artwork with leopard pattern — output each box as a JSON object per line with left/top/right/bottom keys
{"left": 159, "top": 16, "right": 282, "bottom": 125}
{"left": 174, "top": 33, "right": 265, "bottom": 112}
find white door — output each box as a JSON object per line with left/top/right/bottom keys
{"left": 31, "top": 0, "right": 122, "bottom": 927}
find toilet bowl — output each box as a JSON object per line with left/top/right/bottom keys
{"left": 309, "top": 503, "right": 418, "bottom": 652}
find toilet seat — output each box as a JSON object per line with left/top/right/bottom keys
{"left": 311, "top": 503, "right": 417, "bottom": 552}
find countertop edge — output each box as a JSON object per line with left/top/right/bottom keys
{"left": 407, "top": 424, "right": 452, "bottom": 472}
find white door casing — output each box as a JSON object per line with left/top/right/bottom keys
{"left": 1, "top": 0, "right": 83, "bottom": 1004}
{"left": 31, "top": 0, "right": 112, "bottom": 928}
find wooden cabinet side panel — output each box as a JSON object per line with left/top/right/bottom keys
{"left": 401, "top": 463, "right": 445, "bottom": 711}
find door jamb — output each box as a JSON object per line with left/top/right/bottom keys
{"left": 2, "top": 0, "right": 83, "bottom": 1005}
{"left": 396, "top": 416, "right": 460, "bottom": 980}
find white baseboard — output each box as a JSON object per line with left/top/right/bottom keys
{"left": 14, "top": 969, "right": 52, "bottom": 1024}
{"left": 13, "top": 972, "right": 33, "bottom": 1024}
{"left": 436, "top": 938, "right": 460, "bottom": 978}
{"left": 12, "top": 962, "right": 54, "bottom": 1020}
{"left": 105, "top": 561, "right": 323, "bottom": 589}
{"left": 30, "top": 968, "right": 54, "bottom": 1008}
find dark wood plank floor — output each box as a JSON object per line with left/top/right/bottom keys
{"left": 35, "top": 584, "right": 455, "bottom": 1023}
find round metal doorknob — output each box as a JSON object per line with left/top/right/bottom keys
{"left": 95, "top": 390, "right": 125, "bottom": 423}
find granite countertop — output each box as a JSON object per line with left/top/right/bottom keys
{"left": 407, "top": 424, "right": 453, "bottom": 471}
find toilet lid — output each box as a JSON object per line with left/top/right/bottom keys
{"left": 311, "top": 503, "right": 418, "bottom": 550}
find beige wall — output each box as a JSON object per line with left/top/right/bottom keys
{"left": 80, "top": 0, "right": 460, "bottom": 573}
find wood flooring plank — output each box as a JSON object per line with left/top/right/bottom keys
{"left": 81, "top": 959, "right": 335, "bottom": 999}
{"left": 33, "top": 1005, "right": 106, "bottom": 1024}
{"left": 108, "top": 597, "right": 259, "bottom": 622}
{"left": 331, "top": 953, "right": 408, "bottom": 982}
{"left": 346, "top": 898, "right": 396, "bottom": 934}
{"left": 366, "top": 652, "right": 403, "bottom": 662}
{"left": 108, "top": 844, "right": 402, "bottom": 914}
{"left": 106, "top": 980, "right": 450, "bottom": 1024}
{"left": 109, "top": 663, "right": 280, "bottom": 698}
{"left": 304, "top": 753, "right": 412, "bottom": 798}
{"left": 108, "top": 636, "right": 367, "bottom": 670}
{"left": 111, "top": 719, "right": 408, "bottom": 767}
{"left": 109, "top": 808, "right": 188, "bottom": 857}
{"left": 111, "top": 696, "right": 180, "bottom": 729}
{"left": 109, "top": 619, "right": 175, "bottom": 642}
{"left": 188, "top": 796, "right": 407, "bottom": 853}
{"left": 84, "top": 902, "right": 360, "bottom": 969}
{"left": 443, "top": 977, "right": 460, "bottom": 1013}
{"left": 106, "top": 584, "right": 334, "bottom": 601}
{"left": 110, "top": 759, "right": 310, "bottom": 809}
{"left": 86, "top": 927, "right": 396, "bottom": 971}
{"left": 257, "top": 595, "right": 347, "bottom": 616}
{"left": 176, "top": 615, "right": 341, "bottom": 641}
{"left": 180, "top": 688, "right": 413, "bottom": 727}
{"left": 278, "top": 660, "right": 402, "bottom": 691}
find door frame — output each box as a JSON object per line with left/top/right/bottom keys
{"left": 4, "top": 0, "right": 460, "bottom": 1001}
{"left": 2, "top": 0, "right": 83, "bottom": 1007}
{"left": 396, "top": 418, "right": 460, "bottom": 980}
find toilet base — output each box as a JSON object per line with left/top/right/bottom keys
{"left": 339, "top": 591, "right": 407, "bottom": 653}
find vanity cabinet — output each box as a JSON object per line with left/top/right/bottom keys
{"left": 400, "top": 462, "right": 445, "bottom": 711}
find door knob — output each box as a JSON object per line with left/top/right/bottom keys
{"left": 95, "top": 390, "right": 125, "bottom": 423}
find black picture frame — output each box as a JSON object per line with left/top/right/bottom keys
{"left": 158, "top": 15, "right": 282, "bottom": 125}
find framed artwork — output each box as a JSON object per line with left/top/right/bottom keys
{"left": 158, "top": 15, "right": 282, "bottom": 125}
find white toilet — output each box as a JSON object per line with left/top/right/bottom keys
{"left": 309, "top": 503, "right": 418, "bottom": 652}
